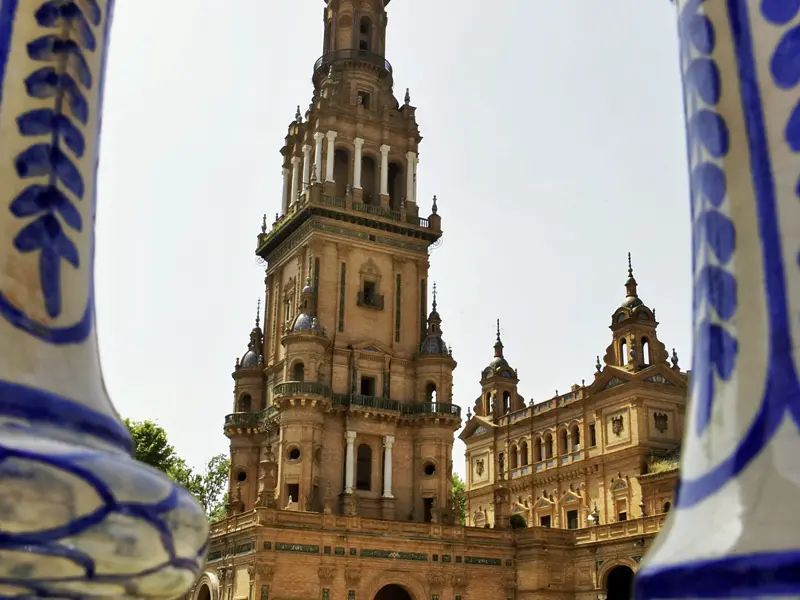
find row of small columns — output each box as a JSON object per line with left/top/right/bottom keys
{"left": 281, "top": 130, "right": 419, "bottom": 214}
{"left": 343, "top": 430, "right": 395, "bottom": 498}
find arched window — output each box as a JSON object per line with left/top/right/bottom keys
{"left": 570, "top": 424, "right": 581, "bottom": 450}
{"left": 358, "top": 16, "right": 372, "bottom": 51}
{"left": 543, "top": 433, "right": 554, "bottom": 460}
{"left": 361, "top": 155, "right": 377, "bottom": 205}
{"left": 663, "top": 501, "right": 671, "bottom": 513}
{"left": 558, "top": 429, "right": 568, "bottom": 455}
{"left": 426, "top": 382, "right": 437, "bottom": 403}
{"left": 333, "top": 148, "right": 349, "bottom": 198}
{"left": 509, "top": 445, "right": 518, "bottom": 469}
{"left": 387, "top": 162, "right": 404, "bottom": 210}
{"left": 502, "top": 391, "right": 511, "bottom": 414}
{"left": 620, "top": 338, "right": 628, "bottom": 366}
{"left": 292, "top": 362, "right": 305, "bottom": 382}
{"left": 533, "top": 438, "right": 543, "bottom": 462}
{"left": 520, "top": 440, "right": 529, "bottom": 466}
{"left": 641, "top": 337, "right": 652, "bottom": 365}
{"left": 356, "top": 444, "right": 372, "bottom": 491}
{"left": 484, "top": 392, "right": 491, "bottom": 415}
{"left": 237, "top": 393, "right": 252, "bottom": 413}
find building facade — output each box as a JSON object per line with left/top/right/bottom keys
{"left": 461, "top": 260, "right": 687, "bottom": 532}
{"left": 191, "top": 2, "right": 686, "bottom": 600}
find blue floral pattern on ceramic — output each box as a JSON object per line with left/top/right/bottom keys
{"left": 636, "top": 0, "right": 800, "bottom": 597}
{"left": 0, "top": 1, "right": 209, "bottom": 597}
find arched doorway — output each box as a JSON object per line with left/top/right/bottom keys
{"left": 374, "top": 584, "right": 413, "bottom": 600}
{"left": 606, "top": 565, "right": 634, "bottom": 600}
{"left": 196, "top": 584, "right": 211, "bottom": 600}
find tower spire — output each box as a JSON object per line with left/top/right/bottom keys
{"left": 432, "top": 281, "right": 437, "bottom": 312}
{"left": 255, "top": 298, "right": 261, "bottom": 329}
{"left": 494, "top": 319, "right": 504, "bottom": 357}
{"left": 625, "top": 252, "right": 638, "bottom": 300}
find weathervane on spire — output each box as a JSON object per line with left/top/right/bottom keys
{"left": 432, "top": 282, "right": 437, "bottom": 311}
{"left": 255, "top": 298, "right": 261, "bottom": 328}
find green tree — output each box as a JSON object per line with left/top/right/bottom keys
{"left": 125, "top": 419, "right": 230, "bottom": 520}
{"left": 451, "top": 473, "right": 467, "bottom": 526}
{"left": 510, "top": 513, "right": 527, "bottom": 529}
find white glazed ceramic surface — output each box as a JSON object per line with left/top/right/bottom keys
{"left": 0, "top": 1, "right": 209, "bottom": 597}
{"left": 636, "top": 0, "right": 800, "bottom": 597}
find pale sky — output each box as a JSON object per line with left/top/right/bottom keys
{"left": 95, "top": 0, "right": 691, "bottom": 479}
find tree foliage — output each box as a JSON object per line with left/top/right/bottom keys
{"left": 510, "top": 513, "right": 527, "bottom": 529}
{"left": 451, "top": 473, "right": 467, "bottom": 526}
{"left": 125, "top": 419, "right": 229, "bottom": 521}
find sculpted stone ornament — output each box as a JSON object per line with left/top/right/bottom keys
{"left": 0, "top": 2, "right": 208, "bottom": 598}
{"left": 635, "top": 1, "right": 800, "bottom": 598}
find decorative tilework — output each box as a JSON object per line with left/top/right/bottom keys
{"left": 442, "top": 555, "right": 452, "bottom": 563}
{"left": 235, "top": 541, "right": 255, "bottom": 555}
{"left": 322, "top": 590, "right": 329, "bottom": 600}
{"left": 276, "top": 543, "right": 319, "bottom": 554}
{"left": 464, "top": 556, "right": 502, "bottom": 566}
{"left": 349, "top": 548, "right": 357, "bottom": 556}
{"left": 334, "top": 547, "right": 345, "bottom": 556}
{"left": 261, "top": 585, "right": 269, "bottom": 600}
{"left": 324, "top": 545, "right": 332, "bottom": 555}
{"left": 263, "top": 541, "right": 272, "bottom": 550}
{"left": 348, "top": 591, "right": 355, "bottom": 600}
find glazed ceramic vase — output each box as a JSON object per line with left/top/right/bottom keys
{"left": 635, "top": 0, "right": 800, "bottom": 598}
{"left": 0, "top": 1, "right": 209, "bottom": 598}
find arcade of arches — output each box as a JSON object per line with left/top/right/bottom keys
{"left": 605, "top": 565, "right": 635, "bottom": 600}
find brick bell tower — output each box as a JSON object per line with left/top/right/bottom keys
{"left": 223, "top": 0, "right": 460, "bottom": 524}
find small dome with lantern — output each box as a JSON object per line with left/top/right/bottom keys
{"left": 419, "top": 283, "right": 451, "bottom": 357}
{"left": 481, "top": 320, "right": 516, "bottom": 380}
{"left": 237, "top": 300, "right": 263, "bottom": 369}
{"left": 290, "top": 275, "right": 324, "bottom": 335}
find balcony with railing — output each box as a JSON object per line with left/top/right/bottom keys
{"left": 257, "top": 194, "right": 435, "bottom": 257}
{"left": 223, "top": 406, "right": 278, "bottom": 434}
{"left": 273, "top": 381, "right": 332, "bottom": 400}
{"left": 312, "top": 49, "right": 392, "bottom": 80}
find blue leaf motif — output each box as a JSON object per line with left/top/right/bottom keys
{"left": 35, "top": 1, "right": 98, "bottom": 50}
{"left": 761, "top": 0, "right": 800, "bottom": 24}
{"left": 24, "top": 68, "right": 88, "bottom": 124}
{"left": 10, "top": 186, "right": 83, "bottom": 232}
{"left": 7, "top": 0, "right": 100, "bottom": 320}
{"left": 27, "top": 36, "right": 92, "bottom": 88}
{"left": 14, "top": 145, "right": 84, "bottom": 198}
{"left": 702, "top": 209, "right": 736, "bottom": 265}
{"left": 770, "top": 24, "right": 800, "bottom": 89}
{"left": 687, "top": 12, "right": 715, "bottom": 55}
{"left": 689, "top": 109, "right": 730, "bottom": 158}
{"left": 686, "top": 58, "right": 721, "bottom": 106}
{"left": 699, "top": 264, "right": 737, "bottom": 321}
{"left": 692, "top": 319, "right": 738, "bottom": 435}
{"left": 17, "top": 109, "right": 86, "bottom": 157}
{"left": 692, "top": 161, "right": 726, "bottom": 208}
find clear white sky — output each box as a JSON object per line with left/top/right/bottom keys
{"left": 95, "top": 0, "right": 691, "bottom": 479}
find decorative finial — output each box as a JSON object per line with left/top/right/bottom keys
{"left": 432, "top": 194, "right": 438, "bottom": 214}
{"left": 596, "top": 355, "right": 602, "bottom": 372}
{"left": 255, "top": 298, "right": 261, "bottom": 328}
{"left": 261, "top": 214, "right": 267, "bottom": 234}
{"left": 432, "top": 282, "right": 437, "bottom": 311}
{"left": 467, "top": 407, "right": 472, "bottom": 419}
{"left": 275, "top": 212, "right": 279, "bottom": 222}
{"left": 496, "top": 319, "right": 501, "bottom": 342}
{"left": 295, "top": 105, "right": 302, "bottom": 122}
{"left": 628, "top": 251, "right": 633, "bottom": 278}
{"left": 671, "top": 348, "right": 680, "bottom": 369}
{"left": 448, "top": 345, "right": 453, "bottom": 357}
{"left": 404, "top": 88, "right": 411, "bottom": 105}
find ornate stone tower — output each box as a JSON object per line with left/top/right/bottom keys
{"left": 473, "top": 321, "right": 523, "bottom": 420}
{"left": 601, "top": 254, "right": 669, "bottom": 372}
{"left": 223, "top": 0, "right": 460, "bottom": 524}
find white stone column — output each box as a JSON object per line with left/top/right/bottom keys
{"left": 413, "top": 156, "right": 419, "bottom": 204}
{"left": 382, "top": 435, "right": 394, "bottom": 498}
{"left": 379, "top": 144, "right": 390, "bottom": 196}
{"left": 325, "top": 130, "right": 338, "bottom": 182}
{"left": 405, "top": 151, "right": 416, "bottom": 204}
{"left": 281, "top": 167, "right": 290, "bottom": 215}
{"left": 353, "top": 138, "right": 364, "bottom": 189}
{"left": 313, "top": 132, "right": 324, "bottom": 183}
{"left": 302, "top": 144, "right": 312, "bottom": 191}
{"left": 344, "top": 430, "right": 357, "bottom": 494}
{"left": 290, "top": 156, "right": 301, "bottom": 205}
